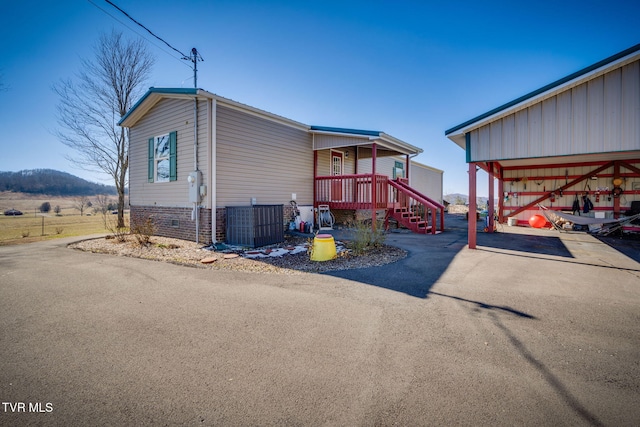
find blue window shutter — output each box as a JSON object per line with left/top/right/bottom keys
{"left": 148, "top": 138, "right": 154, "bottom": 182}
{"left": 169, "top": 131, "right": 177, "bottom": 181}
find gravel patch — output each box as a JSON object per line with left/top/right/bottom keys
{"left": 69, "top": 234, "right": 407, "bottom": 275}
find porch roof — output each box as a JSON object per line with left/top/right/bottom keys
{"left": 309, "top": 126, "right": 423, "bottom": 156}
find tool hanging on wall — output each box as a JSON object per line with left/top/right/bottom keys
{"left": 612, "top": 178, "right": 623, "bottom": 198}
{"left": 522, "top": 176, "right": 528, "bottom": 190}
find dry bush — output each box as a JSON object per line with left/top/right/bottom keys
{"left": 131, "top": 216, "right": 155, "bottom": 247}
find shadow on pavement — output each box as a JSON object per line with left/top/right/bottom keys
{"left": 477, "top": 230, "right": 574, "bottom": 258}
{"left": 595, "top": 233, "right": 640, "bottom": 264}
{"left": 323, "top": 214, "right": 470, "bottom": 298}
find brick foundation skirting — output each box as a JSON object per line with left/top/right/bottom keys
{"left": 130, "top": 206, "right": 212, "bottom": 244}
{"left": 132, "top": 205, "right": 382, "bottom": 244}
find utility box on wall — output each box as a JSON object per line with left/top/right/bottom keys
{"left": 188, "top": 171, "right": 202, "bottom": 203}
{"left": 226, "top": 204, "right": 284, "bottom": 248}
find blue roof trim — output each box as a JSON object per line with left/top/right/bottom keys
{"left": 445, "top": 43, "right": 640, "bottom": 136}
{"left": 118, "top": 87, "right": 198, "bottom": 125}
{"left": 310, "top": 125, "right": 381, "bottom": 137}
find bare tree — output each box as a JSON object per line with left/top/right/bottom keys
{"left": 74, "top": 196, "right": 91, "bottom": 216}
{"left": 54, "top": 30, "right": 154, "bottom": 228}
{"left": 93, "top": 194, "right": 113, "bottom": 229}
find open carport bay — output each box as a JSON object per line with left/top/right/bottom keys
{"left": 0, "top": 219, "right": 639, "bottom": 426}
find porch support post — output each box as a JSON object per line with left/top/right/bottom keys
{"left": 497, "top": 165, "right": 504, "bottom": 224}
{"left": 613, "top": 161, "right": 620, "bottom": 218}
{"left": 488, "top": 162, "right": 494, "bottom": 233}
{"left": 371, "top": 143, "right": 377, "bottom": 232}
{"left": 468, "top": 162, "right": 477, "bottom": 249}
{"left": 313, "top": 150, "right": 318, "bottom": 222}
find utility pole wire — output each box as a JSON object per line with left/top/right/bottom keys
{"left": 87, "top": 0, "right": 190, "bottom": 69}
{"left": 104, "top": 0, "right": 188, "bottom": 58}
{"left": 102, "top": 0, "right": 203, "bottom": 87}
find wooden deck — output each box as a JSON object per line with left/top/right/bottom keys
{"left": 314, "top": 174, "right": 445, "bottom": 233}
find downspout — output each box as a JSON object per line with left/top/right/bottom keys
{"left": 193, "top": 96, "right": 200, "bottom": 243}
{"left": 407, "top": 153, "right": 418, "bottom": 183}
{"left": 210, "top": 99, "right": 217, "bottom": 243}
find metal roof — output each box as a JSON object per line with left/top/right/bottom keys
{"left": 309, "top": 126, "right": 382, "bottom": 137}
{"left": 118, "top": 87, "right": 197, "bottom": 126}
{"left": 445, "top": 43, "right": 640, "bottom": 137}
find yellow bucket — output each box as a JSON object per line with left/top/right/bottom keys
{"left": 310, "top": 234, "right": 337, "bottom": 262}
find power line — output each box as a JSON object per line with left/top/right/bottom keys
{"left": 87, "top": 0, "right": 190, "bottom": 69}
{"left": 104, "top": 0, "right": 188, "bottom": 59}
{"left": 96, "top": 0, "right": 204, "bottom": 87}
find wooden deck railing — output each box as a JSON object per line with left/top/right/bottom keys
{"left": 315, "top": 174, "right": 445, "bottom": 234}
{"left": 388, "top": 179, "right": 445, "bottom": 234}
{"left": 315, "top": 174, "right": 390, "bottom": 210}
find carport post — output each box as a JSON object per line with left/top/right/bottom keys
{"left": 488, "top": 162, "right": 495, "bottom": 233}
{"left": 614, "top": 161, "right": 621, "bottom": 218}
{"left": 371, "top": 143, "right": 377, "bottom": 232}
{"left": 468, "top": 162, "right": 477, "bottom": 249}
{"left": 497, "top": 166, "right": 504, "bottom": 224}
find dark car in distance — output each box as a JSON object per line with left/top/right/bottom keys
{"left": 4, "top": 209, "right": 23, "bottom": 216}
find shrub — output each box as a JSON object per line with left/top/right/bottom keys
{"left": 106, "top": 215, "right": 129, "bottom": 243}
{"left": 39, "top": 202, "right": 51, "bottom": 213}
{"left": 55, "top": 227, "right": 64, "bottom": 235}
{"left": 348, "top": 219, "right": 386, "bottom": 255}
{"left": 21, "top": 230, "right": 30, "bottom": 238}
{"left": 131, "top": 216, "right": 155, "bottom": 247}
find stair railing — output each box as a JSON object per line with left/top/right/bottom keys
{"left": 388, "top": 179, "right": 444, "bottom": 234}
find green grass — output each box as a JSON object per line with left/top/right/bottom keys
{"left": 0, "top": 213, "right": 128, "bottom": 246}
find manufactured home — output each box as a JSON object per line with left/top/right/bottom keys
{"left": 120, "top": 88, "right": 444, "bottom": 245}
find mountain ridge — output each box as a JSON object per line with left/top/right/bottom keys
{"left": 0, "top": 169, "right": 117, "bottom": 196}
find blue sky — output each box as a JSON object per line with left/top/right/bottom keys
{"left": 1, "top": 0, "right": 639, "bottom": 196}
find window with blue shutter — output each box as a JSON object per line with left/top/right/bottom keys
{"left": 148, "top": 138, "right": 154, "bottom": 182}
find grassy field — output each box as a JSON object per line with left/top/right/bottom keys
{"left": 0, "top": 192, "right": 127, "bottom": 245}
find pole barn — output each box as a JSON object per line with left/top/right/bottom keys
{"left": 446, "top": 44, "right": 640, "bottom": 249}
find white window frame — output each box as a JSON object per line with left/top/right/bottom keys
{"left": 154, "top": 133, "right": 171, "bottom": 183}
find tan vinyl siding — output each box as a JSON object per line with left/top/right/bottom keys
{"left": 409, "top": 162, "right": 443, "bottom": 204}
{"left": 357, "top": 156, "right": 397, "bottom": 176}
{"left": 315, "top": 148, "right": 356, "bottom": 176}
{"left": 313, "top": 134, "right": 367, "bottom": 150}
{"left": 357, "top": 156, "right": 443, "bottom": 203}
{"left": 129, "top": 98, "right": 209, "bottom": 208}
{"left": 468, "top": 59, "right": 640, "bottom": 162}
{"left": 216, "top": 105, "right": 312, "bottom": 206}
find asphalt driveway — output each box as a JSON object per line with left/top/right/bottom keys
{"left": 1, "top": 216, "right": 639, "bottom": 426}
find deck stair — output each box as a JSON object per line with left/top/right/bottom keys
{"left": 386, "top": 179, "right": 445, "bottom": 234}
{"left": 390, "top": 206, "right": 432, "bottom": 233}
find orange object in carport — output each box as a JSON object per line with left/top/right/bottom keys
{"left": 528, "top": 214, "right": 547, "bottom": 229}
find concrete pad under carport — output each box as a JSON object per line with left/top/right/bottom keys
{"left": 0, "top": 220, "right": 639, "bottom": 426}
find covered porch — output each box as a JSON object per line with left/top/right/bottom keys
{"left": 311, "top": 126, "right": 445, "bottom": 233}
